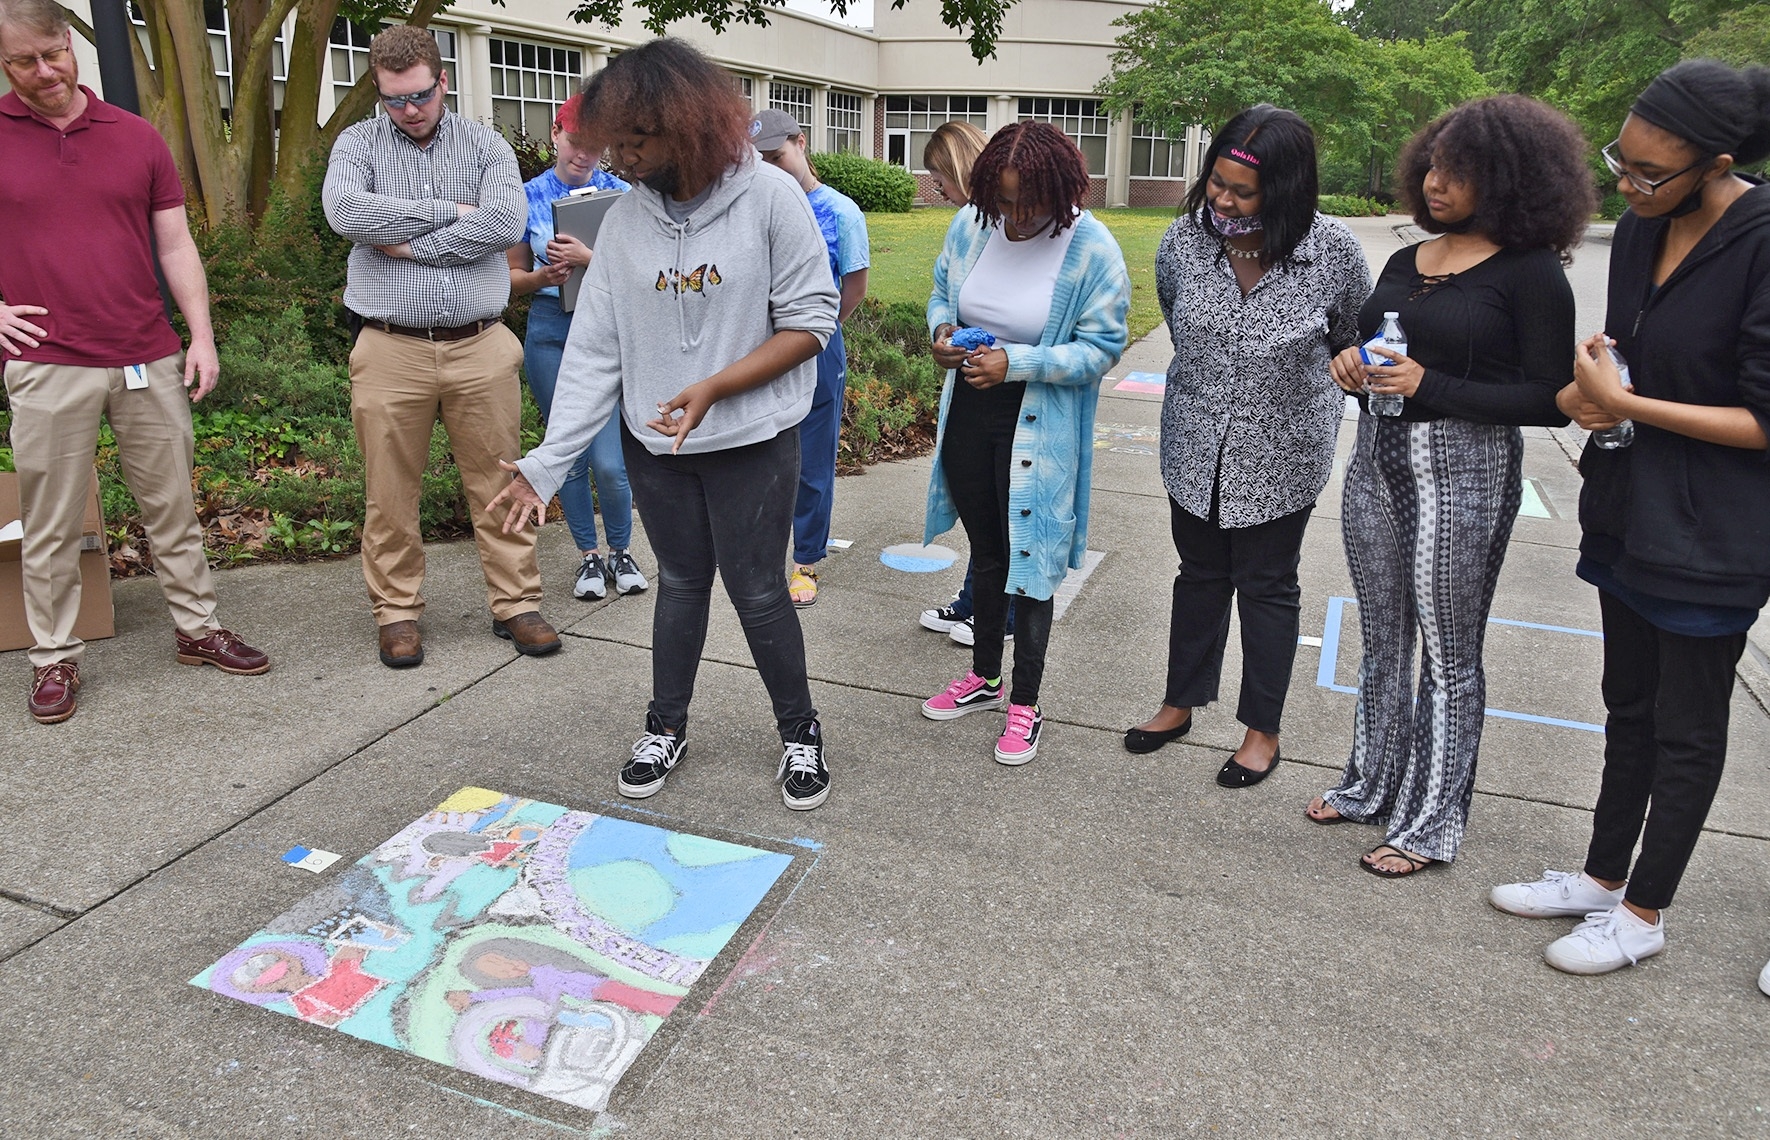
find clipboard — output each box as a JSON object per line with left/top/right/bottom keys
{"left": 551, "top": 187, "right": 623, "bottom": 311}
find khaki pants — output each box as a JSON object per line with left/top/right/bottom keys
{"left": 3, "top": 354, "right": 219, "bottom": 667}
{"left": 348, "top": 324, "right": 541, "bottom": 624}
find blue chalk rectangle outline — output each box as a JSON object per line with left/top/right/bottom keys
{"left": 1314, "top": 595, "right": 1605, "bottom": 733}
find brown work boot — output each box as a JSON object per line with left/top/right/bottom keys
{"left": 176, "top": 627, "right": 272, "bottom": 675}
{"left": 28, "top": 662, "right": 80, "bottom": 724}
{"left": 492, "top": 611, "right": 562, "bottom": 656}
{"left": 378, "top": 620, "right": 424, "bottom": 668}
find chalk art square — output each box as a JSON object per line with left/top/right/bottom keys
{"left": 192, "top": 788, "right": 795, "bottom": 1112}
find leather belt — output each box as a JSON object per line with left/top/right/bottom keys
{"left": 364, "top": 318, "right": 495, "bottom": 342}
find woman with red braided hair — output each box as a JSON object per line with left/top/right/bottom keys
{"left": 917, "top": 121, "right": 1130, "bottom": 767}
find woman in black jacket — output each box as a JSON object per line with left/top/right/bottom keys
{"left": 1489, "top": 60, "right": 1770, "bottom": 983}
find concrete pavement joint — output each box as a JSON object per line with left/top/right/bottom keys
{"left": 0, "top": 888, "right": 78, "bottom": 920}
{"left": 0, "top": 647, "right": 535, "bottom": 969}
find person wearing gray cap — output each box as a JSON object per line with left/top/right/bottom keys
{"left": 752, "top": 107, "right": 871, "bottom": 610}
{"left": 1490, "top": 59, "right": 1770, "bottom": 985}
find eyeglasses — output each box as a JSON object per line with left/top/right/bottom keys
{"left": 1, "top": 46, "right": 70, "bottom": 70}
{"left": 1602, "top": 140, "right": 1711, "bottom": 196}
{"left": 378, "top": 82, "right": 440, "bottom": 111}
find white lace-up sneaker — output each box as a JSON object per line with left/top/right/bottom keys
{"left": 608, "top": 548, "right": 648, "bottom": 595}
{"left": 1544, "top": 904, "right": 1666, "bottom": 975}
{"left": 573, "top": 552, "right": 608, "bottom": 600}
{"left": 1490, "top": 869, "right": 1625, "bottom": 918}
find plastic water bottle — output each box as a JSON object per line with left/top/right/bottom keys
{"left": 1592, "top": 343, "right": 1635, "bottom": 450}
{"left": 1361, "top": 312, "right": 1407, "bottom": 417}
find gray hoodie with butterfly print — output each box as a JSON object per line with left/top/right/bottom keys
{"left": 515, "top": 149, "right": 837, "bottom": 501}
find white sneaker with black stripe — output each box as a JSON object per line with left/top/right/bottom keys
{"left": 619, "top": 711, "right": 686, "bottom": 799}
{"left": 608, "top": 547, "right": 648, "bottom": 595}
{"left": 919, "top": 603, "right": 966, "bottom": 633}
{"left": 573, "top": 552, "right": 608, "bottom": 600}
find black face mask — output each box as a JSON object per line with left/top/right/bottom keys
{"left": 640, "top": 163, "right": 681, "bottom": 198}
{"left": 1665, "top": 180, "right": 1705, "bottom": 218}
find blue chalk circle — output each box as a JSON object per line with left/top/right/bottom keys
{"left": 880, "top": 543, "right": 959, "bottom": 573}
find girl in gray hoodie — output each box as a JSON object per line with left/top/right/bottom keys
{"left": 489, "top": 38, "right": 840, "bottom": 811}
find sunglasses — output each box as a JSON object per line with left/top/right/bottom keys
{"left": 379, "top": 81, "right": 440, "bottom": 111}
{"left": 1601, "top": 140, "right": 1711, "bottom": 197}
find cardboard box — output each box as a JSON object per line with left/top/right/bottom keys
{"left": 0, "top": 469, "right": 115, "bottom": 652}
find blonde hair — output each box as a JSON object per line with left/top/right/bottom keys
{"left": 0, "top": 0, "right": 72, "bottom": 41}
{"left": 922, "top": 121, "right": 988, "bottom": 200}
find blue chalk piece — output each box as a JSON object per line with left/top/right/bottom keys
{"left": 281, "top": 846, "right": 312, "bottom": 864}
{"left": 950, "top": 326, "right": 997, "bottom": 350}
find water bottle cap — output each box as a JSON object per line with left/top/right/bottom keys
{"left": 1383, "top": 311, "right": 1399, "bottom": 319}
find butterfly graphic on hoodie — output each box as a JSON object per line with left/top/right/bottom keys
{"left": 654, "top": 264, "right": 723, "bottom": 295}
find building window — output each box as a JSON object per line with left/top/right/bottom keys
{"left": 1019, "top": 97, "right": 1110, "bottom": 177}
{"left": 489, "top": 36, "right": 580, "bottom": 138}
{"left": 769, "top": 82, "right": 813, "bottom": 136}
{"left": 736, "top": 74, "right": 754, "bottom": 101}
{"left": 826, "top": 90, "right": 862, "bottom": 154}
{"left": 1130, "top": 117, "right": 1186, "bottom": 180}
{"left": 330, "top": 20, "right": 459, "bottom": 114}
{"left": 132, "top": 2, "right": 287, "bottom": 126}
{"left": 883, "top": 95, "right": 988, "bottom": 172}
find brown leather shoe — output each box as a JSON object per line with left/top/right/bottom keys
{"left": 28, "top": 662, "right": 80, "bottom": 724}
{"left": 378, "top": 620, "right": 424, "bottom": 668}
{"left": 492, "top": 611, "right": 561, "bottom": 656}
{"left": 176, "top": 627, "right": 271, "bottom": 675}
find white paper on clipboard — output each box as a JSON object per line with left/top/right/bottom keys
{"left": 552, "top": 187, "right": 623, "bottom": 312}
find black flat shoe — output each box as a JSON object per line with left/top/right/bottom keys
{"left": 1216, "top": 748, "right": 1281, "bottom": 788}
{"left": 1123, "top": 717, "right": 1193, "bottom": 754}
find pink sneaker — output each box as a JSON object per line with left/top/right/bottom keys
{"left": 921, "top": 671, "right": 1004, "bottom": 720}
{"left": 995, "top": 703, "right": 1042, "bottom": 766}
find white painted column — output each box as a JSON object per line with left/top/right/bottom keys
{"left": 1106, "top": 109, "right": 1132, "bottom": 208}
{"left": 459, "top": 24, "right": 494, "bottom": 124}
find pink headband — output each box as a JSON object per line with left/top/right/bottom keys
{"left": 1226, "top": 147, "right": 1261, "bottom": 168}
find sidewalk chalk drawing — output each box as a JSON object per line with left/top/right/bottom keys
{"left": 880, "top": 542, "right": 958, "bottom": 572}
{"left": 1112, "top": 371, "right": 1166, "bottom": 394}
{"left": 192, "top": 788, "right": 793, "bottom": 1112}
{"left": 1094, "top": 421, "right": 1161, "bottom": 456}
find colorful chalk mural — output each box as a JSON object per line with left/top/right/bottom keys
{"left": 192, "top": 788, "right": 794, "bottom": 1111}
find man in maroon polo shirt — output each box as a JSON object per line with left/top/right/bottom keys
{"left": 0, "top": 0, "right": 270, "bottom": 724}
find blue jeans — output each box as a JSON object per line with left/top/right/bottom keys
{"left": 523, "top": 294, "right": 632, "bottom": 552}
{"left": 792, "top": 325, "right": 845, "bottom": 566}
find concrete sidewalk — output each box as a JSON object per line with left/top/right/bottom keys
{"left": 2, "top": 226, "right": 1766, "bottom": 1138}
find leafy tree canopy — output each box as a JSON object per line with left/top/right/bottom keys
{"left": 566, "top": 0, "right": 1017, "bottom": 61}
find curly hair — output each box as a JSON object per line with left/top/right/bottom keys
{"left": 1397, "top": 94, "right": 1597, "bottom": 261}
{"left": 367, "top": 25, "right": 444, "bottom": 82}
{"left": 970, "top": 121, "right": 1092, "bottom": 237}
{"left": 574, "top": 38, "right": 751, "bottom": 195}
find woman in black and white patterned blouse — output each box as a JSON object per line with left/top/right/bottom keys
{"left": 1124, "top": 105, "right": 1370, "bottom": 789}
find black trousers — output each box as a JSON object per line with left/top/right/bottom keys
{"left": 1584, "top": 590, "right": 1746, "bottom": 910}
{"left": 621, "top": 424, "right": 816, "bottom": 738}
{"left": 940, "top": 383, "right": 1054, "bottom": 706}
{"left": 1163, "top": 495, "right": 1314, "bottom": 734}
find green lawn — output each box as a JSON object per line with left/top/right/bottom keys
{"left": 863, "top": 206, "right": 1179, "bottom": 341}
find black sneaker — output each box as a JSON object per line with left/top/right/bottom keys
{"left": 778, "top": 719, "right": 830, "bottom": 811}
{"left": 919, "top": 603, "right": 966, "bottom": 633}
{"left": 574, "top": 552, "right": 609, "bottom": 600}
{"left": 619, "top": 711, "right": 686, "bottom": 798}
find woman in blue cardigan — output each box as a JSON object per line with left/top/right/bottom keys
{"left": 918, "top": 122, "right": 1131, "bottom": 766}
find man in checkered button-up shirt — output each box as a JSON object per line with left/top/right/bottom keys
{"left": 322, "top": 25, "right": 560, "bottom": 669}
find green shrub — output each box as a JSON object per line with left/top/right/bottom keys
{"left": 811, "top": 152, "right": 917, "bottom": 213}
{"left": 1318, "top": 194, "right": 1389, "bottom": 217}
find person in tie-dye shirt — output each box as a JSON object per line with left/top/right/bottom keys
{"left": 508, "top": 94, "right": 647, "bottom": 602}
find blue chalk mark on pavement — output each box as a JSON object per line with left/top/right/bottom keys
{"left": 880, "top": 543, "right": 958, "bottom": 573}
{"left": 1314, "top": 595, "right": 1604, "bottom": 733}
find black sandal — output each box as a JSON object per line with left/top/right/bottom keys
{"left": 1359, "top": 844, "right": 1436, "bottom": 878}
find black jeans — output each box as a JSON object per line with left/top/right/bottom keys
{"left": 621, "top": 424, "right": 815, "bottom": 737}
{"left": 1163, "top": 496, "right": 1314, "bottom": 734}
{"left": 940, "top": 382, "right": 1054, "bottom": 706}
{"left": 1584, "top": 590, "right": 1746, "bottom": 910}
